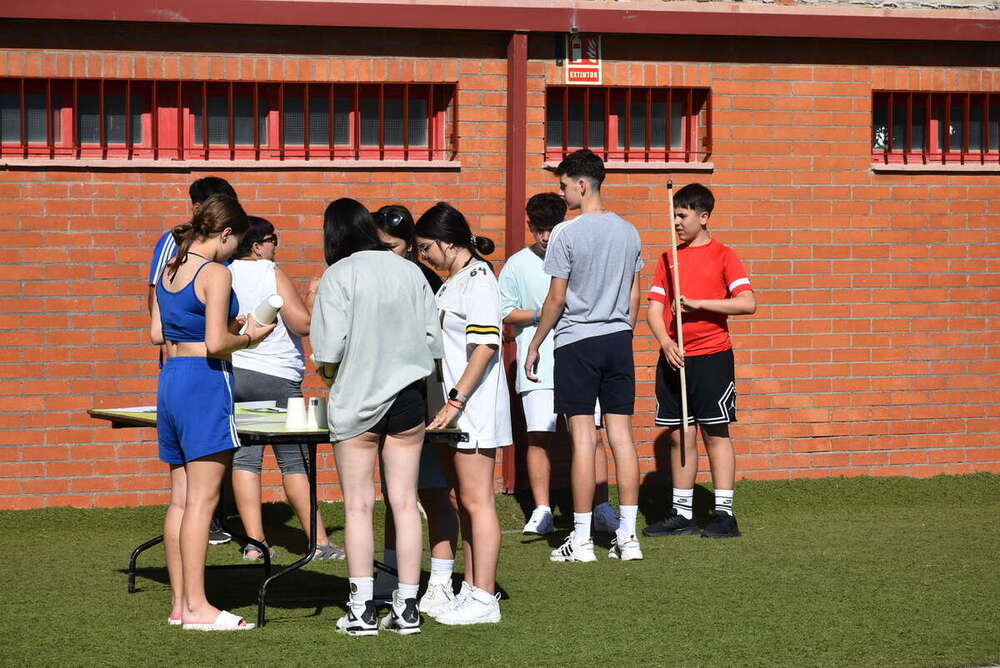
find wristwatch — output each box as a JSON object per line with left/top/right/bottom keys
{"left": 448, "top": 388, "right": 469, "bottom": 403}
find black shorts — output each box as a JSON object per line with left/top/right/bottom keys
{"left": 655, "top": 348, "right": 737, "bottom": 427}
{"left": 369, "top": 380, "right": 425, "bottom": 436}
{"left": 554, "top": 330, "right": 635, "bottom": 416}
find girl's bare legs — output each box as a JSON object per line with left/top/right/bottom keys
{"left": 180, "top": 451, "right": 231, "bottom": 623}
{"left": 231, "top": 468, "right": 267, "bottom": 547}
{"left": 453, "top": 448, "right": 501, "bottom": 594}
{"left": 380, "top": 423, "right": 424, "bottom": 586}
{"left": 165, "top": 464, "right": 186, "bottom": 621}
{"left": 281, "top": 472, "right": 332, "bottom": 548}
{"left": 525, "top": 431, "right": 553, "bottom": 508}
{"left": 334, "top": 432, "right": 380, "bottom": 578}
{"left": 594, "top": 427, "right": 611, "bottom": 506}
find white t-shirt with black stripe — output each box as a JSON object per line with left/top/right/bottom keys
{"left": 436, "top": 260, "right": 512, "bottom": 450}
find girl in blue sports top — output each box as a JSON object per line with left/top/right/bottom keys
{"left": 150, "top": 194, "right": 275, "bottom": 631}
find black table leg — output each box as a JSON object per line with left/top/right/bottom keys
{"left": 257, "top": 443, "right": 319, "bottom": 627}
{"left": 128, "top": 534, "right": 164, "bottom": 593}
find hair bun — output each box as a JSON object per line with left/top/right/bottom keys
{"left": 171, "top": 222, "right": 195, "bottom": 245}
{"left": 474, "top": 235, "right": 495, "bottom": 256}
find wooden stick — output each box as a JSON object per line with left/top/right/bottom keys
{"left": 667, "top": 179, "right": 689, "bottom": 468}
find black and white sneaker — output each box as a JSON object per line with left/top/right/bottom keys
{"left": 643, "top": 509, "right": 700, "bottom": 537}
{"left": 208, "top": 518, "right": 232, "bottom": 545}
{"left": 380, "top": 591, "right": 422, "bottom": 635}
{"left": 336, "top": 601, "right": 379, "bottom": 636}
{"left": 702, "top": 511, "right": 742, "bottom": 538}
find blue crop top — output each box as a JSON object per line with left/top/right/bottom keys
{"left": 157, "top": 261, "right": 240, "bottom": 342}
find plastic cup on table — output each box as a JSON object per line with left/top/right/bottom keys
{"left": 285, "top": 397, "right": 308, "bottom": 430}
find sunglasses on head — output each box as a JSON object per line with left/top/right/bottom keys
{"left": 375, "top": 211, "right": 406, "bottom": 228}
{"left": 259, "top": 234, "right": 278, "bottom": 246}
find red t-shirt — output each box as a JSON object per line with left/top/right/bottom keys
{"left": 648, "top": 239, "right": 751, "bottom": 357}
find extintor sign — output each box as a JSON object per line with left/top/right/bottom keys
{"left": 565, "top": 34, "right": 602, "bottom": 85}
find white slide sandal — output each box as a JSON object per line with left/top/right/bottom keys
{"left": 182, "top": 610, "right": 255, "bottom": 631}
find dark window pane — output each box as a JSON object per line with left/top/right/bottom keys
{"left": 567, "top": 99, "right": 584, "bottom": 147}
{"left": 588, "top": 99, "right": 604, "bottom": 149}
{"left": 79, "top": 94, "right": 100, "bottom": 143}
{"left": 949, "top": 103, "right": 963, "bottom": 151}
{"left": 911, "top": 99, "right": 926, "bottom": 151}
{"left": 872, "top": 96, "right": 888, "bottom": 151}
{"left": 232, "top": 96, "right": 266, "bottom": 146}
{"left": 990, "top": 101, "right": 999, "bottom": 151}
{"left": 384, "top": 97, "right": 404, "bottom": 145}
{"left": 0, "top": 92, "right": 18, "bottom": 142}
{"left": 102, "top": 94, "right": 143, "bottom": 144}
{"left": 408, "top": 97, "right": 427, "bottom": 146}
{"left": 546, "top": 95, "right": 563, "bottom": 147}
{"left": 891, "top": 100, "right": 907, "bottom": 151}
{"left": 26, "top": 93, "right": 48, "bottom": 143}
{"left": 360, "top": 97, "right": 378, "bottom": 145}
{"left": 309, "top": 96, "right": 328, "bottom": 146}
{"left": 283, "top": 95, "right": 304, "bottom": 145}
{"left": 615, "top": 99, "right": 649, "bottom": 148}
{"left": 969, "top": 101, "right": 983, "bottom": 151}
{"left": 193, "top": 95, "right": 229, "bottom": 145}
{"left": 334, "top": 97, "right": 351, "bottom": 145}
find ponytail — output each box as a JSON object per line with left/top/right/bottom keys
{"left": 166, "top": 223, "right": 196, "bottom": 281}
{"left": 415, "top": 202, "right": 496, "bottom": 268}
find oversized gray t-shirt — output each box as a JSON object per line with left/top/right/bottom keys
{"left": 310, "top": 250, "right": 443, "bottom": 441}
{"left": 543, "top": 212, "right": 643, "bottom": 348}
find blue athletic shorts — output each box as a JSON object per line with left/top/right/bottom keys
{"left": 553, "top": 330, "right": 635, "bottom": 416}
{"left": 157, "top": 356, "right": 241, "bottom": 465}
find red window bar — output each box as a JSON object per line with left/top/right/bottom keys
{"left": 873, "top": 91, "right": 1000, "bottom": 165}
{"left": 544, "top": 86, "right": 712, "bottom": 163}
{"left": 0, "top": 77, "right": 455, "bottom": 162}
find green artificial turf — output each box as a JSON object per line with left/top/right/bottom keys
{"left": 2, "top": 474, "right": 998, "bottom": 667}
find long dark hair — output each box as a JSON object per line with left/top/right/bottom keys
{"left": 167, "top": 194, "right": 248, "bottom": 280}
{"left": 373, "top": 204, "right": 416, "bottom": 261}
{"left": 322, "top": 198, "right": 385, "bottom": 265}
{"left": 414, "top": 202, "right": 495, "bottom": 265}
{"left": 235, "top": 216, "right": 275, "bottom": 259}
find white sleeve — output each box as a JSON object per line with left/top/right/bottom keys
{"left": 463, "top": 266, "right": 502, "bottom": 347}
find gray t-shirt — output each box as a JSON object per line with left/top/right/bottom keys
{"left": 543, "top": 212, "right": 643, "bottom": 348}
{"left": 310, "top": 250, "right": 443, "bottom": 441}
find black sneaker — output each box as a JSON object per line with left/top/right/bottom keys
{"left": 380, "top": 592, "right": 422, "bottom": 635}
{"left": 208, "top": 518, "right": 232, "bottom": 545}
{"left": 643, "top": 509, "right": 700, "bottom": 537}
{"left": 702, "top": 511, "right": 741, "bottom": 538}
{"left": 336, "top": 601, "right": 379, "bottom": 637}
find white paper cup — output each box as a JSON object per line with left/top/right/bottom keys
{"left": 285, "top": 397, "right": 308, "bottom": 430}
{"left": 306, "top": 396, "right": 327, "bottom": 430}
{"left": 253, "top": 294, "right": 284, "bottom": 326}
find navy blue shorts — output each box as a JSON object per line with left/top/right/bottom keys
{"left": 553, "top": 330, "right": 635, "bottom": 416}
{"left": 157, "top": 356, "right": 241, "bottom": 465}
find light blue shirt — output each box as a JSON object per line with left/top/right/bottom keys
{"left": 499, "top": 246, "right": 554, "bottom": 393}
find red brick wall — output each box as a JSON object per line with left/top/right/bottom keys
{"left": 0, "top": 25, "right": 997, "bottom": 509}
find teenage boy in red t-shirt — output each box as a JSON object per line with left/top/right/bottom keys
{"left": 643, "top": 183, "right": 756, "bottom": 539}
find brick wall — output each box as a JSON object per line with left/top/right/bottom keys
{"left": 0, "top": 23, "right": 997, "bottom": 509}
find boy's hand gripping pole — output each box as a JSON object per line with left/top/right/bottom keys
{"left": 667, "top": 178, "right": 689, "bottom": 468}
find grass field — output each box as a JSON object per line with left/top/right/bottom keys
{"left": 2, "top": 474, "right": 998, "bottom": 667}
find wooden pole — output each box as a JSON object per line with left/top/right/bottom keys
{"left": 667, "top": 179, "right": 689, "bottom": 467}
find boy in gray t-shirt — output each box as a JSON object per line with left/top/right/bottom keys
{"left": 525, "top": 149, "right": 644, "bottom": 564}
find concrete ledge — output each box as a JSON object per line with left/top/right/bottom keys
{"left": 0, "top": 158, "right": 462, "bottom": 171}
{"left": 544, "top": 160, "right": 713, "bottom": 172}
{"left": 871, "top": 163, "right": 1000, "bottom": 174}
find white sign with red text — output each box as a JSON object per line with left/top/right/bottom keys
{"left": 565, "top": 34, "right": 602, "bottom": 85}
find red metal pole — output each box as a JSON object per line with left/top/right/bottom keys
{"left": 501, "top": 30, "right": 528, "bottom": 494}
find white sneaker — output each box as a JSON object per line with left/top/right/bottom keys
{"left": 335, "top": 600, "right": 379, "bottom": 636}
{"left": 373, "top": 569, "right": 397, "bottom": 601}
{"left": 608, "top": 532, "right": 644, "bottom": 561}
{"left": 380, "top": 590, "right": 422, "bottom": 635}
{"left": 419, "top": 582, "right": 456, "bottom": 617}
{"left": 432, "top": 580, "right": 472, "bottom": 618}
{"left": 593, "top": 502, "right": 620, "bottom": 533}
{"left": 435, "top": 586, "right": 501, "bottom": 626}
{"left": 549, "top": 532, "right": 597, "bottom": 563}
{"left": 522, "top": 507, "right": 555, "bottom": 535}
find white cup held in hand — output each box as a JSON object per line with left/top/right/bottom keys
{"left": 306, "top": 396, "right": 327, "bottom": 430}
{"left": 240, "top": 294, "right": 284, "bottom": 337}
{"left": 285, "top": 397, "right": 308, "bottom": 430}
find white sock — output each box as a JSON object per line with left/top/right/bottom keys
{"left": 573, "top": 512, "right": 592, "bottom": 545}
{"left": 397, "top": 582, "right": 419, "bottom": 602}
{"left": 673, "top": 487, "right": 694, "bottom": 520}
{"left": 383, "top": 548, "right": 398, "bottom": 569}
{"left": 348, "top": 576, "right": 374, "bottom": 606}
{"left": 618, "top": 505, "right": 638, "bottom": 537}
{"left": 535, "top": 504, "right": 551, "bottom": 513}
{"left": 715, "top": 489, "right": 734, "bottom": 515}
{"left": 429, "top": 557, "right": 454, "bottom": 586}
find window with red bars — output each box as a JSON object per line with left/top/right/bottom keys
{"left": 545, "top": 86, "right": 711, "bottom": 163}
{"left": 872, "top": 91, "right": 1000, "bottom": 165}
{"left": 0, "top": 78, "right": 457, "bottom": 161}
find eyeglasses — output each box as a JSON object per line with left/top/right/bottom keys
{"left": 416, "top": 241, "right": 435, "bottom": 254}
{"left": 260, "top": 234, "right": 278, "bottom": 246}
